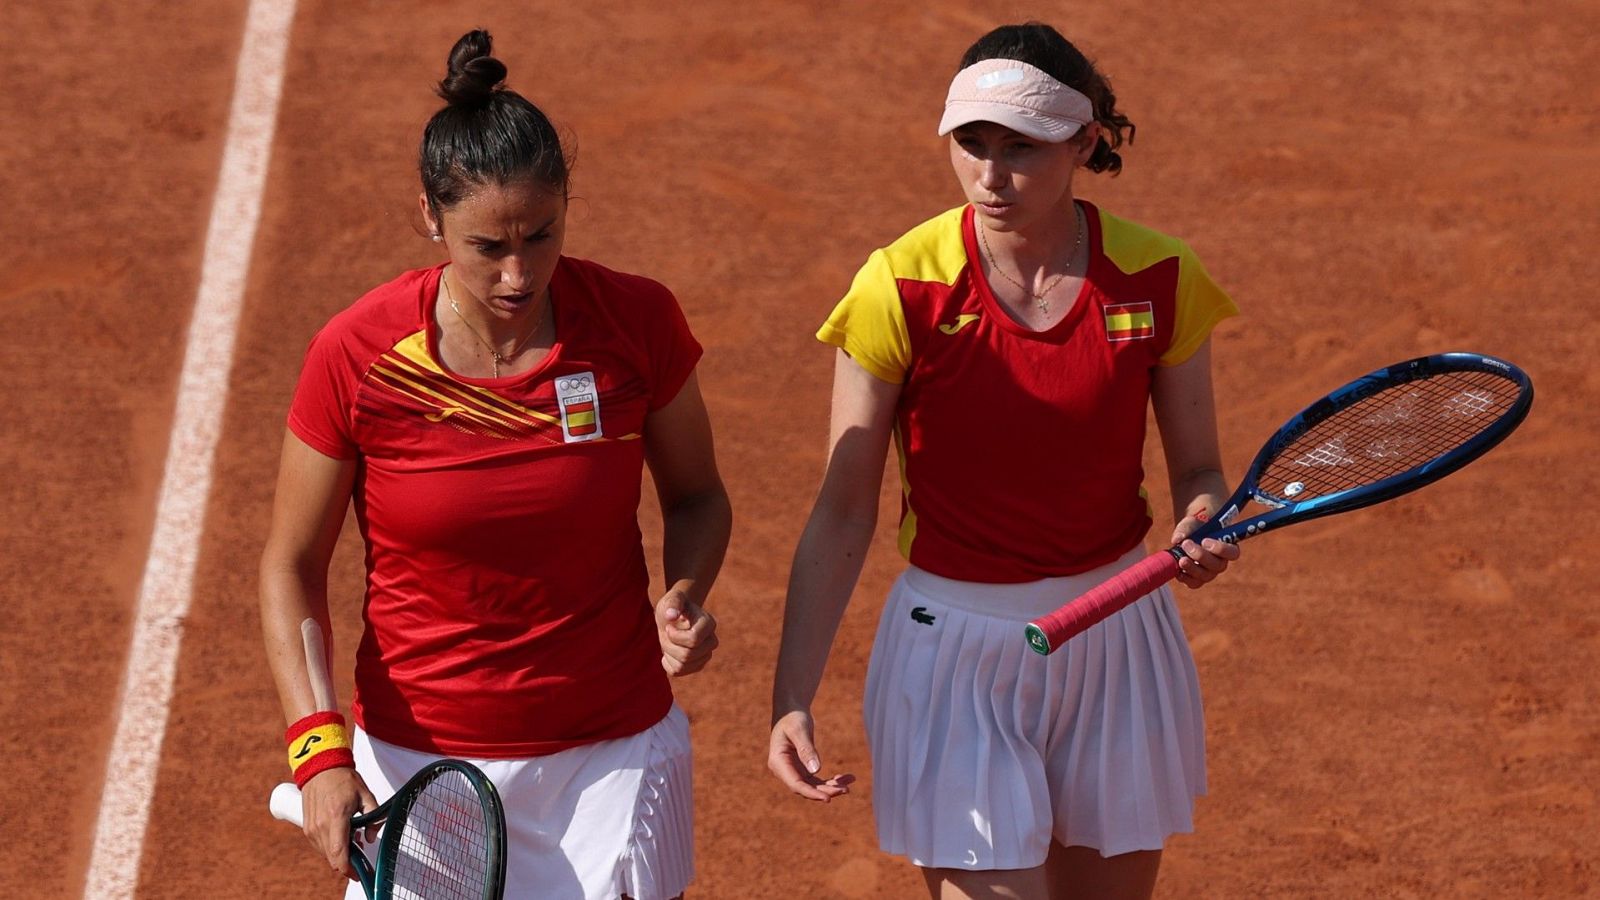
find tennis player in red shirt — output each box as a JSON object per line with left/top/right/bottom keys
{"left": 769, "top": 23, "right": 1240, "bottom": 900}
{"left": 260, "top": 30, "right": 730, "bottom": 900}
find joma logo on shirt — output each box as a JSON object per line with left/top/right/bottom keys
{"left": 938, "top": 314, "right": 981, "bottom": 335}
{"left": 425, "top": 407, "right": 470, "bottom": 422}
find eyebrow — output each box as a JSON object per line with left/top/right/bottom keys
{"left": 464, "top": 215, "right": 559, "bottom": 243}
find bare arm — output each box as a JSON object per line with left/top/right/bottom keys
{"left": 644, "top": 371, "right": 733, "bottom": 676}
{"left": 258, "top": 430, "right": 374, "bottom": 877}
{"left": 768, "top": 350, "right": 901, "bottom": 800}
{"left": 260, "top": 431, "right": 356, "bottom": 722}
{"left": 1151, "top": 340, "right": 1239, "bottom": 587}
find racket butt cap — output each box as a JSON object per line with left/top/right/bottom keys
{"left": 269, "top": 782, "right": 304, "bottom": 827}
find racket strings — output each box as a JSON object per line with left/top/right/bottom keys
{"left": 388, "top": 770, "right": 493, "bottom": 900}
{"left": 1261, "top": 370, "right": 1519, "bottom": 501}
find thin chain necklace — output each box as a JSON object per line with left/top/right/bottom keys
{"left": 978, "top": 204, "right": 1084, "bottom": 316}
{"left": 441, "top": 271, "right": 546, "bottom": 378}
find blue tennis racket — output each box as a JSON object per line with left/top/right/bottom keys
{"left": 1027, "top": 352, "right": 1534, "bottom": 654}
{"left": 271, "top": 759, "right": 507, "bottom": 899}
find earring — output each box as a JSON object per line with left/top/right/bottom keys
{"left": 431, "top": 234, "right": 443, "bottom": 242}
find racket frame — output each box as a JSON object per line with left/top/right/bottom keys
{"left": 272, "top": 759, "right": 508, "bottom": 900}
{"left": 366, "top": 759, "right": 507, "bottom": 900}
{"left": 1025, "top": 352, "right": 1533, "bottom": 654}
{"left": 1200, "top": 352, "right": 1533, "bottom": 546}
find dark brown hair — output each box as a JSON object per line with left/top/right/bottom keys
{"left": 419, "top": 30, "right": 572, "bottom": 212}
{"left": 959, "top": 23, "right": 1135, "bottom": 175}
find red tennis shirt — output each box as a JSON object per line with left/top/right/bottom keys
{"left": 819, "top": 203, "right": 1238, "bottom": 583}
{"left": 288, "top": 257, "right": 701, "bottom": 756}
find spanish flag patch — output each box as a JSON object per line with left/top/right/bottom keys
{"left": 1104, "top": 301, "right": 1155, "bottom": 342}
{"left": 555, "top": 371, "right": 603, "bottom": 442}
{"left": 565, "top": 400, "right": 597, "bottom": 436}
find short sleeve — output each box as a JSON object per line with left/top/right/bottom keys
{"left": 645, "top": 283, "right": 704, "bottom": 411}
{"left": 816, "top": 249, "right": 912, "bottom": 383}
{"left": 286, "top": 326, "right": 360, "bottom": 459}
{"left": 1160, "top": 243, "right": 1239, "bottom": 367}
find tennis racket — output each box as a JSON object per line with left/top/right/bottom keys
{"left": 270, "top": 759, "right": 507, "bottom": 900}
{"left": 1025, "top": 351, "right": 1533, "bottom": 655}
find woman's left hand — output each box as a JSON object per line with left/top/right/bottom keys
{"left": 1170, "top": 513, "right": 1241, "bottom": 589}
{"left": 656, "top": 591, "right": 719, "bottom": 676}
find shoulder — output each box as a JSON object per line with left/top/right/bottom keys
{"left": 872, "top": 205, "right": 970, "bottom": 287}
{"left": 1091, "top": 206, "right": 1238, "bottom": 365}
{"left": 557, "top": 255, "right": 677, "bottom": 309}
{"left": 556, "top": 257, "right": 698, "bottom": 375}
{"left": 313, "top": 265, "right": 437, "bottom": 352}
{"left": 1094, "top": 206, "right": 1198, "bottom": 276}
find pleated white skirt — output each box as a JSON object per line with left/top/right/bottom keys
{"left": 863, "top": 547, "right": 1207, "bottom": 870}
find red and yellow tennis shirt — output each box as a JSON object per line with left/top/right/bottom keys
{"left": 289, "top": 257, "right": 701, "bottom": 757}
{"left": 819, "top": 203, "right": 1237, "bottom": 583}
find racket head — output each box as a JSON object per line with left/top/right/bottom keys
{"left": 1207, "top": 352, "right": 1532, "bottom": 542}
{"left": 371, "top": 759, "right": 507, "bottom": 900}
{"left": 1024, "top": 352, "right": 1531, "bottom": 656}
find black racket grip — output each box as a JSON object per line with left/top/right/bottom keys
{"left": 1025, "top": 551, "right": 1182, "bottom": 655}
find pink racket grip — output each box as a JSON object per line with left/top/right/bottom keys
{"left": 1025, "top": 552, "right": 1181, "bottom": 655}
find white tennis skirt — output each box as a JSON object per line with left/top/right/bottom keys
{"left": 864, "top": 547, "right": 1207, "bottom": 870}
{"left": 346, "top": 704, "right": 693, "bottom": 900}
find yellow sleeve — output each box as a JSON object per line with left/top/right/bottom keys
{"left": 1160, "top": 242, "right": 1239, "bottom": 366}
{"left": 816, "top": 249, "right": 912, "bottom": 384}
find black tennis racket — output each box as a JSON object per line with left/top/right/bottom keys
{"left": 1026, "top": 351, "right": 1534, "bottom": 655}
{"left": 270, "top": 759, "right": 507, "bottom": 900}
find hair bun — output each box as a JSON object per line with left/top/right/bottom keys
{"left": 437, "top": 29, "right": 507, "bottom": 107}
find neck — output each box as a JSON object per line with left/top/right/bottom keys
{"left": 443, "top": 268, "right": 544, "bottom": 348}
{"left": 982, "top": 197, "right": 1083, "bottom": 271}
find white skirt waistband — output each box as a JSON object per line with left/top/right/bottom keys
{"left": 900, "top": 545, "right": 1151, "bottom": 621}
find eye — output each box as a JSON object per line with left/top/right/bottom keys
{"left": 526, "top": 230, "right": 552, "bottom": 243}
{"left": 472, "top": 241, "right": 503, "bottom": 256}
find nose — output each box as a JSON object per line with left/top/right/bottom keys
{"left": 977, "top": 158, "right": 1008, "bottom": 192}
{"left": 501, "top": 255, "right": 535, "bottom": 293}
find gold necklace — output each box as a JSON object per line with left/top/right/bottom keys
{"left": 441, "top": 272, "right": 546, "bottom": 378}
{"left": 978, "top": 204, "right": 1084, "bottom": 316}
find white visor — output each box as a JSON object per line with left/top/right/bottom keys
{"left": 938, "top": 58, "right": 1094, "bottom": 142}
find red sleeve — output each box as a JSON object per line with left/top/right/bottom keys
{"left": 286, "top": 324, "right": 360, "bottom": 459}
{"left": 644, "top": 283, "right": 703, "bottom": 411}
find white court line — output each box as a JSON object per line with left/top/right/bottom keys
{"left": 82, "top": 0, "right": 297, "bottom": 895}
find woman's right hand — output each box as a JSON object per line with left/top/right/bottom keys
{"left": 768, "top": 709, "right": 854, "bottom": 801}
{"left": 300, "top": 767, "right": 378, "bottom": 879}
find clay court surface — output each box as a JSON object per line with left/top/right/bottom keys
{"left": 3, "top": 0, "right": 1597, "bottom": 896}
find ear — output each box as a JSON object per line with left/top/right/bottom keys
{"left": 1072, "top": 122, "right": 1103, "bottom": 166}
{"left": 418, "top": 192, "right": 443, "bottom": 241}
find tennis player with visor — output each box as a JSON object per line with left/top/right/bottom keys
{"left": 768, "top": 23, "right": 1240, "bottom": 900}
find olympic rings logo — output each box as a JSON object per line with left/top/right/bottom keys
{"left": 558, "top": 376, "right": 593, "bottom": 391}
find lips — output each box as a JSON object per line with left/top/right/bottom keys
{"left": 491, "top": 291, "right": 535, "bottom": 309}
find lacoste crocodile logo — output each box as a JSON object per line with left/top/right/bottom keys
{"left": 910, "top": 606, "right": 937, "bottom": 626}
{"left": 938, "top": 314, "right": 981, "bottom": 335}
{"left": 293, "top": 734, "right": 323, "bottom": 760}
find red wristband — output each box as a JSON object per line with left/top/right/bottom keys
{"left": 285, "top": 711, "right": 354, "bottom": 788}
